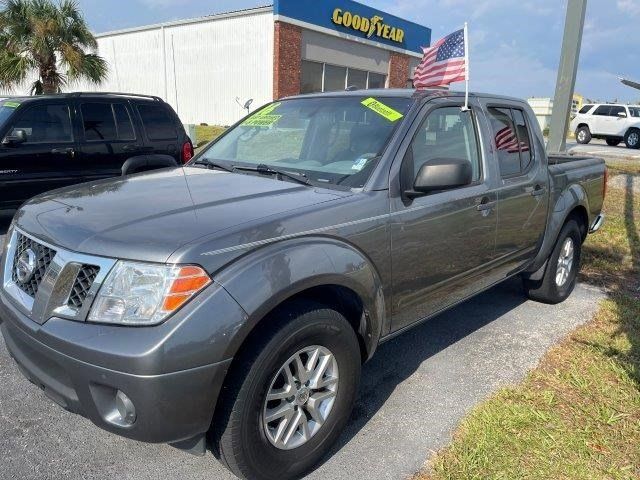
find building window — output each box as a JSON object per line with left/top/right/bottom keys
{"left": 300, "top": 60, "right": 387, "bottom": 94}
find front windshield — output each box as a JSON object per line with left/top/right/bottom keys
{"left": 196, "top": 96, "right": 412, "bottom": 188}
{"left": 628, "top": 107, "right": 640, "bottom": 118}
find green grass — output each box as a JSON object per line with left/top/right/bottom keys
{"left": 194, "top": 125, "right": 226, "bottom": 148}
{"left": 419, "top": 164, "right": 640, "bottom": 480}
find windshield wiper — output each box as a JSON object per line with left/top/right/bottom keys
{"left": 191, "top": 159, "right": 235, "bottom": 173}
{"left": 232, "top": 164, "right": 312, "bottom": 187}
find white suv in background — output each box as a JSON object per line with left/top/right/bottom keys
{"left": 570, "top": 103, "right": 640, "bottom": 149}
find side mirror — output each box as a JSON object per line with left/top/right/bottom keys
{"left": 2, "top": 129, "right": 27, "bottom": 145}
{"left": 406, "top": 158, "right": 473, "bottom": 198}
{"left": 618, "top": 111, "right": 627, "bottom": 118}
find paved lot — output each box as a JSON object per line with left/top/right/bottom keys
{"left": 567, "top": 138, "right": 640, "bottom": 162}
{"left": 0, "top": 219, "right": 604, "bottom": 480}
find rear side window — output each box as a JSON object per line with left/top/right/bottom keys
{"left": 593, "top": 105, "right": 610, "bottom": 116}
{"left": 137, "top": 104, "right": 177, "bottom": 141}
{"left": 486, "top": 107, "right": 533, "bottom": 177}
{"left": 608, "top": 106, "right": 626, "bottom": 117}
{"left": 578, "top": 104, "right": 593, "bottom": 114}
{"left": 10, "top": 104, "right": 73, "bottom": 143}
{"left": 81, "top": 103, "right": 136, "bottom": 141}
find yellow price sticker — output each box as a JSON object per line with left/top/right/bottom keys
{"left": 242, "top": 115, "right": 282, "bottom": 127}
{"left": 3, "top": 101, "right": 20, "bottom": 108}
{"left": 361, "top": 97, "right": 403, "bottom": 122}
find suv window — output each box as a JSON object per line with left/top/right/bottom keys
{"left": 629, "top": 107, "right": 640, "bottom": 118}
{"left": 409, "top": 107, "right": 481, "bottom": 182}
{"left": 81, "top": 102, "right": 136, "bottom": 141}
{"left": 578, "top": 104, "right": 593, "bottom": 114}
{"left": 608, "top": 106, "right": 626, "bottom": 117}
{"left": 593, "top": 105, "right": 611, "bottom": 116}
{"left": 137, "top": 104, "right": 177, "bottom": 140}
{"left": 486, "top": 107, "right": 532, "bottom": 177}
{"left": 10, "top": 104, "right": 73, "bottom": 143}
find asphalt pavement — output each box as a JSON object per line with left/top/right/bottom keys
{"left": 0, "top": 220, "right": 604, "bottom": 479}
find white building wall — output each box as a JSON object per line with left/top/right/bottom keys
{"left": 74, "top": 9, "right": 274, "bottom": 125}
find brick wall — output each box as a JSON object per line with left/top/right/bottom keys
{"left": 273, "top": 21, "right": 302, "bottom": 99}
{"left": 388, "top": 52, "right": 411, "bottom": 88}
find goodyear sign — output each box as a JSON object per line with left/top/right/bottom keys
{"left": 332, "top": 9, "right": 404, "bottom": 43}
{"left": 274, "top": 0, "right": 431, "bottom": 54}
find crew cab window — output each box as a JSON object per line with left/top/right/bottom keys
{"left": 486, "top": 107, "right": 532, "bottom": 177}
{"left": 9, "top": 104, "right": 73, "bottom": 143}
{"left": 608, "top": 106, "right": 626, "bottom": 117}
{"left": 593, "top": 105, "right": 610, "bottom": 116}
{"left": 138, "top": 104, "right": 177, "bottom": 140}
{"left": 578, "top": 104, "right": 593, "bottom": 114}
{"left": 410, "top": 107, "right": 481, "bottom": 181}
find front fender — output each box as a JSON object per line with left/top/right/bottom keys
{"left": 213, "top": 237, "right": 386, "bottom": 361}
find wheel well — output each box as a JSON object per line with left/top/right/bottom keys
{"left": 626, "top": 127, "right": 640, "bottom": 135}
{"left": 567, "top": 206, "right": 589, "bottom": 241}
{"left": 577, "top": 123, "right": 589, "bottom": 130}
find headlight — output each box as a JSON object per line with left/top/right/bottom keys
{"left": 88, "top": 261, "right": 211, "bottom": 326}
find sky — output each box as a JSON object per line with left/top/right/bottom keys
{"left": 76, "top": 0, "right": 640, "bottom": 103}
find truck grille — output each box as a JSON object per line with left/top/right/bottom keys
{"left": 67, "top": 265, "right": 100, "bottom": 309}
{"left": 11, "top": 233, "right": 57, "bottom": 297}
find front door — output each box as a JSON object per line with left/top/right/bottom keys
{"left": 390, "top": 100, "right": 498, "bottom": 332}
{"left": 0, "top": 102, "right": 78, "bottom": 210}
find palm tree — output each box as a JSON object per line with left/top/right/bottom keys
{"left": 0, "top": 0, "right": 107, "bottom": 95}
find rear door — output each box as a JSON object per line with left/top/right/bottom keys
{"left": 482, "top": 102, "right": 549, "bottom": 274}
{"left": 0, "top": 101, "right": 79, "bottom": 209}
{"left": 77, "top": 100, "right": 141, "bottom": 182}
{"left": 135, "top": 102, "right": 180, "bottom": 162}
{"left": 389, "top": 98, "right": 499, "bottom": 332}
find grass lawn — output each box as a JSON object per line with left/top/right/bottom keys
{"left": 419, "top": 166, "right": 640, "bottom": 479}
{"left": 194, "top": 125, "right": 226, "bottom": 148}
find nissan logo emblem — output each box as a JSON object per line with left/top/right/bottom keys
{"left": 15, "top": 248, "right": 37, "bottom": 283}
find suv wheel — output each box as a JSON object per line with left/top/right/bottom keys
{"left": 575, "top": 126, "right": 591, "bottom": 144}
{"left": 606, "top": 137, "right": 621, "bottom": 147}
{"left": 624, "top": 129, "right": 640, "bottom": 149}
{"left": 523, "top": 219, "right": 582, "bottom": 304}
{"left": 211, "top": 301, "right": 361, "bottom": 480}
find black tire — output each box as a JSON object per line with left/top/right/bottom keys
{"left": 211, "top": 301, "right": 361, "bottom": 480}
{"left": 606, "top": 137, "right": 621, "bottom": 147}
{"left": 523, "top": 219, "right": 582, "bottom": 304}
{"left": 624, "top": 128, "right": 640, "bottom": 149}
{"left": 575, "top": 126, "right": 591, "bottom": 144}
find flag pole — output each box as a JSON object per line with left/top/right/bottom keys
{"left": 463, "top": 22, "right": 470, "bottom": 111}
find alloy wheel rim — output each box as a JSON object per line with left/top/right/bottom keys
{"left": 555, "top": 237, "right": 575, "bottom": 287}
{"left": 262, "top": 345, "right": 339, "bottom": 450}
{"left": 628, "top": 133, "right": 639, "bottom": 146}
{"left": 578, "top": 130, "right": 586, "bottom": 142}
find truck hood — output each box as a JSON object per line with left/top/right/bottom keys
{"left": 15, "top": 167, "right": 346, "bottom": 262}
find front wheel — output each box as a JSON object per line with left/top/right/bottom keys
{"left": 575, "top": 126, "right": 591, "bottom": 144}
{"left": 523, "top": 219, "right": 582, "bottom": 304}
{"left": 211, "top": 301, "right": 361, "bottom": 480}
{"left": 624, "top": 129, "right": 640, "bottom": 149}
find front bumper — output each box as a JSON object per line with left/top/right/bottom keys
{"left": 0, "top": 292, "right": 232, "bottom": 445}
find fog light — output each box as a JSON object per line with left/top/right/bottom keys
{"left": 102, "top": 389, "right": 136, "bottom": 427}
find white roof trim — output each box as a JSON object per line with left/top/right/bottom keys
{"left": 274, "top": 14, "right": 423, "bottom": 58}
{"left": 95, "top": 5, "right": 274, "bottom": 38}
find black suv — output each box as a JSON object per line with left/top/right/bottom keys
{"left": 0, "top": 92, "right": 193, "bottom": 212}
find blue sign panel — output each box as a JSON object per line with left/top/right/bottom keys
{"left": 274, "top": 0, "right": 431, "bottom": 54}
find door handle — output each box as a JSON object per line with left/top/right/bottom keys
{"left": 51, "top": 147, "right": 75, "bottom": 158}
{"left": 123, "top": 144, "right": 142, "bottom": 152}
{"left": 531, "top": 185, "right": 546, "bottom": 197}
{"left": 476, "top": 197, "right": 496, "bottom": 212}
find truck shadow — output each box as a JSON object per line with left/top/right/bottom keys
{"left": 321, "top": 276, "right": 528, "bottom": 462}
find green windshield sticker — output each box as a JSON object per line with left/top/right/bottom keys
{"left": 361, "top": 97, "right": 403, "bottom": 122}
{"left": 3, "top": 101, "right": 20, "bottom": 108}
{"left": 241, "top": 102, "right": 282, "bottom": 127}
{"left": 242, "top": 114, "right": 282, "bottom": 127}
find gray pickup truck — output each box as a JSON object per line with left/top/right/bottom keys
{"left": 0, "top": 89, "right": 606, "bottom": 480}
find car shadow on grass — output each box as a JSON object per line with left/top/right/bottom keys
{"left": 318, "top": 276, "right": 529, "bottom": 465}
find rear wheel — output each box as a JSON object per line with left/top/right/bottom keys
{"left": 606, "top": 137, "right": 621, "bottom": 146}
{"left": 211, "top": 301, "right": 361, "bottom": 480}
{"left": 575, "top": 126, "right": 591, "bottom": 144}
{"left": 624, "top": 129, "right": 640, "bottom": 149}
{"left": 523, "top": 219, "right": 582, "bottom": 304}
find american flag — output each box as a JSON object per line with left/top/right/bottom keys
{"left": 414, "top": 28, "right": 466, "bottom": 88}
{"left": 495, "top": 126, "right": 530, "bottom": 153}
